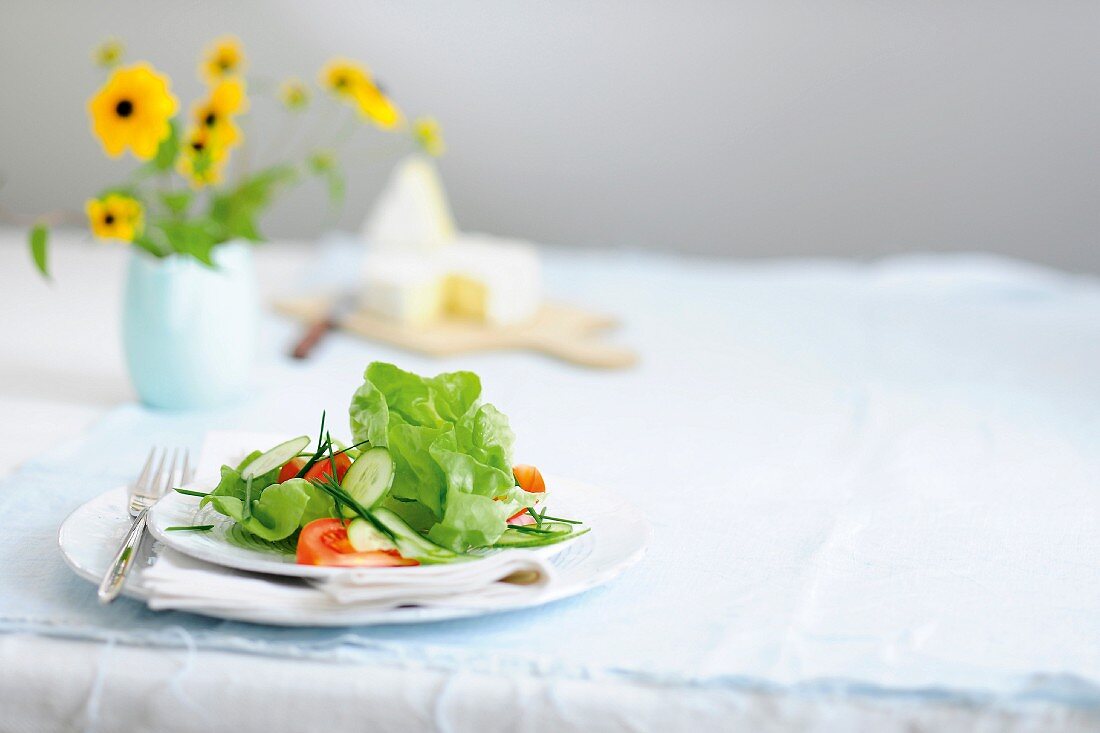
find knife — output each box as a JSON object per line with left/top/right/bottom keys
{"left": 290, "top": 292, "right": 359, "bottom": 360}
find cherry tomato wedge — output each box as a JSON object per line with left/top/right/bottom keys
{"left": 304, "top": 452, "right": 351, "bottom": 484}
{"left": 507, "top": 507, "right": 538, "bottom": 525}
{"left": 278, "top": 457, "right": 307, "bottom": 483}
{"left": 513, "top": 464, "right": 546, "bottom": 494}
{"left": 296, "top": 518, "right": 418, "bottom": 567}
{"left": 278, "top": 453, "right": 351, "bottom": 485}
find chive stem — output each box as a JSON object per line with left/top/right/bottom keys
{"left": 243, "top": 474, "right": 254, "bottom": 521}
{"left": 174, "top": 488, "right": 209, "bottom": 497}
{"left": 539, "top": 514, "right": 583, "bottom": 525}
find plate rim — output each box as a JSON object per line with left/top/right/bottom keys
{"left": 145, "top": 472, "right": 600, "bottom": 579}
{"left": 58, "top": 476, "right": 651, "bottom": 626}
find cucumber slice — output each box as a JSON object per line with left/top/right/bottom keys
{"left": 493, "top": 523, "right": 587, "bottom": 549}
{"left": 372, "top": 507, "right": 457, "bottom": 562}
{"left": 346, "top": 518, "right": 396, "bottom": 552}
{"left": 241, "top": 436, "right": 311, "bottom": 479}
{"left": 341, "top": 447, "right": 395, "bottom": 511}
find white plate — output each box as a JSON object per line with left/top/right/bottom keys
{"left": 146, "top": 474, "right": 588, "bottom": 579}
{"left": 58, "top": 475, "right": 649, "bottom": 626}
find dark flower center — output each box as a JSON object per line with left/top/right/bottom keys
{"left": 335, "top": 75, "right": 348, "bottom": 88}
{"left": 104, "top": 214, "right": 115, "bottom": 225}
{"left": 219, "top": 58, "right": 232, "bottom": 71}
{"left": 204, "top": 112, "right": 217, "bottom": 126}
{"left": 192, "top": 141, "right": 205, "bottom": 151}
{"left": 115, "top": 99, "right": 134, "bottom": 118}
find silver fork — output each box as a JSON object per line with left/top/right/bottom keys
{"left": 97, "top": 447, "right": 192, "bottom": 603}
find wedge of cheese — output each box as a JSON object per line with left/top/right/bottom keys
{"left": 360, "top": 154, "right": 542, "bottom": 327}
{"left": 361, "top": 235, "right": 541, "bottom": 327}
{"left": 359, "top": 252, "right": 445, "bottom": 327}
{"left": 363, "top": 155, "right": 456, "bottom": 253}
{"left": 440, "top": 235, "right": 541, "bottom": 325}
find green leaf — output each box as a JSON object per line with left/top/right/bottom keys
{"left": 388, "top": 421, "right": 448, "bottom": 515}
{"left": 427, "top": 492, "right": 509, "bottom": 552}
{"left": 224, "top": 523, "right": 298, "bottom": 555}
{"left": 159, "top": 189, "right": 194, "bottom": 217}
{"left": 349, "top": 378, "right": 392, "bottom": 448}
{"left": 201, "top": 463, "right": 281, "bottom": 508}
{"left": 146, "top": 119, "right": 180, "bottom": 173}
{"left": 202, "top": 464, "right": 336, "bottom": 542}
{"left": 208, "top": 481, "right": 312, "bottom": 541}
{"left": 348, "top": 362, "right": 520, "bottom": 552}
{"left": 299, "top": 480, "right": 338, "bottom": 527}
{"left": 131, "top": 235, "right": 165, "bottom": 259}
{"left": 205, "top": 479, "right": 305, "bottom": 541}
{"left": 156, "top": 218, "right": 221, "bottom": 266}
{"left": 429, "top": 427, "right": 514, "bottom": 500}
{"left": 209, "top": 164, "right": 298, "bottom": 243}
{"left": 28, "top": 224, "right": 49, "bottom": 278}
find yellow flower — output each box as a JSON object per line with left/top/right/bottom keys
{"left": 88, "top": 63, "right": 178, "bottom": 160}
{"left": 177, "top": 131, "right": 224, "bottom": 187}
{"left": 191, "top": 78, "right": 248, "bottom": 150}
{"left": 413, "top": 117, "right": 445, "bottom": 156}
{"left": 93, "top": 39, "right": 124, "bottom": 68}
{"left": 85, "top": 194, "right": 143, "bottom": 242}
{"left": 279, "top": 78, "right": 309, "bottom": 111}
{"left": 201, "top": 35, "right": 246, "bottom": 82}
{"left": 320, "top": 58, "right": 402, "bottom": 127}
{"left": 320, "top": 58, "right": 370, "bottom": 100}
{"left": 354, "top": 83, "right": 402, "bottom": 129}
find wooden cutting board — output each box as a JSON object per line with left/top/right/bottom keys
{"left": 273, "top": 295, "right": 638, "bottom": 369}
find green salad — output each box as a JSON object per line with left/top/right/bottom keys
{"left": 176, "top": 362, "right": 584, "bottom": 567}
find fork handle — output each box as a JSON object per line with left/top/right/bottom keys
{"left": 97, "top": 508, "right": 149, "bottom": 603}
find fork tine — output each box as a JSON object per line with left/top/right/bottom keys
{"left": 160, "top": 448, "right": 178, "bottom": 497}
{"left": 132, "top": 447, "right": 157, "bottom": 492}
{"left": 180, "top": 449, "right": 192, "bottom": 486}
{"left": 146, "top": 448, "right": 167, "bottom": 498}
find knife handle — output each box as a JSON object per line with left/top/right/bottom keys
{"left": 291, "top": 318, "right": 335, "bottom": 360}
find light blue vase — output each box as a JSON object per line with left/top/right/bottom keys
{"left": 122, "top": 241, "right": 258, "bottom": 410}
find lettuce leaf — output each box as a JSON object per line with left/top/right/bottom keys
{"left": 426, "top": 492, "right": 510, "bottom": 551}
{"left": 203, "top": 467, "right": 335, "bottom": 541}
{"left": 349, "top": 362, "right": 520, "bottom": 552}
{"left": 207, "top": 481, "right": 311, "bottom": 541}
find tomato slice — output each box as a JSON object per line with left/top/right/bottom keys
{"left": 278, "top": 453, "right": 352, "bottom": 485}
{"left": 513, "top": 465, "right": 546, "bottom": 494}
{"left": 507, "top": 507, "right": 537, "bottom": 525}
{"left": 278, "top": 457, "right": 307, "bottom": 483}
{"left": 296, "top": 518, "right": 418, "bottom": 567}
{"left": 303, "top": 452, "right": 351, "bottom": 484}
{"left": 505, "top": 465, "right": 545, "bottom": 523}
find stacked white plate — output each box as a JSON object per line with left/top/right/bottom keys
{"left": 59, "top": 474, "right": 649, "bottom": 626}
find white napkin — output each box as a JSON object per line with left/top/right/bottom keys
{"left": 141, "top": 547, "right": 556, "bottom": 620}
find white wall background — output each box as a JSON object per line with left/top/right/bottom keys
{"left": 1, "top": 1, "right": 1098, "bottom": 270}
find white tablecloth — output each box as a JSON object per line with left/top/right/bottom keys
{"left": 1, "top": 230, "right": 1098, "bottom": 732}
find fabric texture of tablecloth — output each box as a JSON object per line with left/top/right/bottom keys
{"left": 1, "top": 248, "right": 1098, "bottom": 716}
